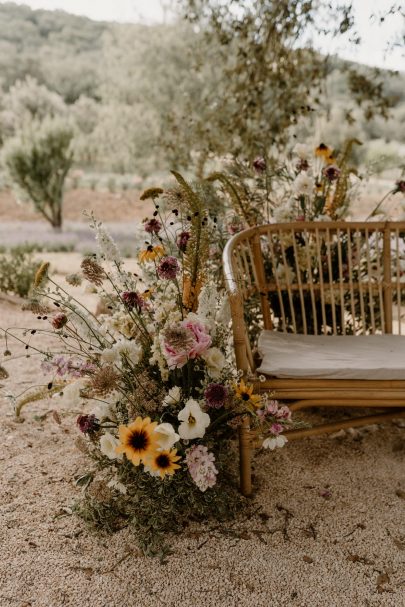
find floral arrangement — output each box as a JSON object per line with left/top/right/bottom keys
{"left": 206, "top": 139, "right": 365, "bottom": 231}
{"left": 1, "top": 173, "right": 295, "bottom": 555}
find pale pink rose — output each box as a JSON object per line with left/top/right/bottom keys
{"left": 270, "top": 423, "right": 284, "bottom": 435}
{"left": 182, "top": 317, "right": 212, "bottom": 359}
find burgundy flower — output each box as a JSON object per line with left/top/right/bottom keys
{"left": 121, "top": 291, "right": 145, "bottom": 311}
{"left": 177, "top": 231, "right": 190, "bottom": 252}
{"left": 394, "top": 180, "right": 405, "bottom": 194}
{"left": 204, "top": 383, "right": 228, "bottom": 408}
{"left": 51, "top": 313, "right": 68, "bottom": 330}
{"left": 297, "top": 159, "right": 309, "bottom": 172}
{"left": 157, "top": 256, "right": 180, "bottom": 280}
{"left": 253, "top": 156, "right": 266, "bottom": 172}
{"left": 144, "top": 218, "right": 162, "bottom": 234}
{"left": 77, "top": 414, "right": 99, "bottom": 434}
{"left": 323, "top": 165, "right": 341, "bottom": 182}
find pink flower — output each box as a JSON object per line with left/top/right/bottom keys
{"left": 276, "top": 405, "right": 292, "bottom": 420}
{"left": 266, "top": 400, "right": 279, "bottom": 416}
{"left": 185, "top": 444, "right": 218, "bottom": 491}
{"left": 182, "top": 316, "right": 212, "bottom": 359}
{"left": 161, "top": 316, "right": 211, "bottom": 369}
{"left": 270, "top": 423, "right": 284, "bottom": 435}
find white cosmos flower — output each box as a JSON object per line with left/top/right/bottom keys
{"left": 262, "top": 435, "right": 288, "bottom": 450}
{"left": 162, "top": 386, "right": 181, "bottom": 407}
{"left": 178, "top": 399, "right": 210, "bottom": 440}
{"left": 154, "top": 423, "right": 180, "bottom": 451}
{"left": 100, "top": 433, "right": 122, "bottom": 460}
{"left": 293, "top": 143, "right": 311, "bottom": 160}
{"left": 293, "top": 173, "right": 314, "bottom": 196}
{"left": 202, "top": 347, "right": 225, "bottom": 379}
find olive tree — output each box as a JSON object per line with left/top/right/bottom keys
{"left": 3, "top": 117, "right": 74, "bottom": 230}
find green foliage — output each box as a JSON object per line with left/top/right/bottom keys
{"left": 76, "top": 446, "right": 241, "bottom": 557}
{"left": 0, "top": 246, "right": 41, "bottom": 298}
{"left": 2, "top": 117, "right": 74, "bottom": 229}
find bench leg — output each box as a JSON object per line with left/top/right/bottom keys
{"left": 239, "top": 416, "right": 252, "bottom": 497}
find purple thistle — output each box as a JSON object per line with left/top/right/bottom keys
{"left": 77, "top": 414, "right": 99, "bottom": 434}
{"left": 157, "top": 256, "right": 180, "bottom": 280}
{"left": 121, "top": 291, "right": 145, "bottom": 311}
{"left": 177, "top": 231, "right": 190, "bottom": 253}
{"left": 144, "top": 218, "right": 162, "bottom": 234}
{"left": 204, "top": 383, "right": 228, "bottom": 408}
{"left": 323, "top": 164, "right": 341, "bottom": 182}
{"left": 253, "top": 156, "right": 266, "bottom": 173}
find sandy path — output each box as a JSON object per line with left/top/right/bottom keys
{"left": 1, "top": 301, "right": 404, "bottom": 607}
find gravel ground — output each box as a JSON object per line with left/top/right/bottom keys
{"left": 1, "top": 300, "right": 404, "bottom": 607}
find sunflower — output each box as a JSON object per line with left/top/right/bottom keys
{"left": 235, "top": 379, "right": 262, "bottom": 407}
{"left": 146, "top": 449, "right": 181, "bottom": 479}
{"left": 138, "top": 245, "right": 165, "bottom": 264}
{"left": 116, "top": 417, "right": 158, "bottom": 465}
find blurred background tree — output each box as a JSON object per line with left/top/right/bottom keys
{"left": 2, "top": 117, "right": 74, "bottom": 230}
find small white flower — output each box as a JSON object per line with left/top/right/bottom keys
{"left": 202, "top": 347, "right": 225, "bottom": 379}
{"left": 107, "top": 478, "right": 127, "bottom": 494}
{"left": 55, "top": 378, "right": 87, "bottom": 407}
{"left": 293, "top": 143, "right": 311, "bottom": 160}
{"left": 162, "top": 386, "right": 181, "bottom": 407}
{"left": 99, "top": 433, "right": 122, "bottom": 460}
{"left": 262, "top": 435, "right": 288, "bottom": 450}
{"left": 178, "top": 399, "right": 210, "bottom": 440}
{"left": 154, "top": 423, "right": 180, "bottom": 451}
{"left": 293, "top": 173, "right": 314, "bottom": 196}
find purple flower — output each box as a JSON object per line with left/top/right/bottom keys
{"left": 394, "top": 180, "right": 405, "bottom": 194}
{"left": 204, "top": 383, "right": 228, "bottom": 408}
{"left": 157, "top": 256, "right": 180, "bottom": 280}
{"left": 323, "top": 164, "right": 341, "bottom": 182}
{"left": 121, "top": 291, "right": 145, "bottom": 311}
{"left": 177, "top": 231, "right": 190, "bottom": 252}
{"left": 143, "top": 218, "right": 162, "bottom": 234}
{"left": 77, "top": 414, "right": 99, "bottom": 434}
{"left": 51, "top": 313, "right": 68, "bottom": 330}
{"left": 253, "top": 156, "right": 266, "bottom": 173}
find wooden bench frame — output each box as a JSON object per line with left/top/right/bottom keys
{"left": 223, "top": 221, "right": 405, "bottom": 496}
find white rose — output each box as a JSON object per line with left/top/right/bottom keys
{"left": 178, "top": 399, "right": 210, "bottom": 440}
{"left": 202, "top": 347, "right": 225, "bottom": 379}
{"left": 154, "top": 423, "right": 180, "bottom": 451}
{"left": 99, "top": 433, "right": 122, "bottom": 460}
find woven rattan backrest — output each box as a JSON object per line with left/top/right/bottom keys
{"left": 224, "top": 221, "right": 405, "bottom": 338}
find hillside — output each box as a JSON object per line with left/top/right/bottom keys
{"left": 0, "top": 2, "right": 403, "bottom": 177}
{"left": 0, "top": 2, "right": 108, "bottom": 101}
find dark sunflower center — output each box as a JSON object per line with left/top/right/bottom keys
{"left": 129, "top": 430, "right": 148, "bottom": 451}
{"left": 156, "top": 454, "right": 170, "bottom": 469}
{"left": 241, "top": 392, "right": 250, "bottom": 401}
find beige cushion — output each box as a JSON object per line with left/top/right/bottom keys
{"left": 257, "top": 331, "right": 405, "bottom": 380}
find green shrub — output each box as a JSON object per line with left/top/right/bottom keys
{"left": 0, "top": 247, "right": 41, "bottom": 298}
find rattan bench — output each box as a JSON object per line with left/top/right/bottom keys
{"left": 223, "top": 221, "right": 405, "bottom": 495}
